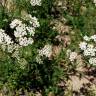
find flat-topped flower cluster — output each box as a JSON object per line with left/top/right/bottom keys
{"left": 36, "top": 44, "right": 52, "bottom": 64}
{"left": 0, "top": 0, "right": 42, "bottom": 53}
{"left": 0, "top": 0, "right": 53, "bottom": 63}
{"left": 66, "top": 49, "right": 78, "bottom": 62}
{"left": 0, "top": 29, "right": 13, "bottom": 45}
{"left": 30, "top": 0, "right": 42, "bottom": 6}
{"left": 0, "top": 14, "right": 40, "bottom": 54}
{"left": 79, "top": 35, "right": 96, "bottom": 65}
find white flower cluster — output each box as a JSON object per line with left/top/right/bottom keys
{"left": 10, "top": 15, "right": 39, "bottom": 47}
{"left": 28, "top": 15, "right": 40, "bottom": 28}
{"left": 0, "top": 29, "right": 20, "bottom": 57}
{"left": 38, "top": 44, "right": 52, "bottom": 58}
{"left": 30, "top": 0, "right": 41, "bottom": 6}
{"left": 36, "top": 44, "right": 52, "bottom": 64}
{"left": 10, "top": 19, "right": 22, "bottom": 29}
{"left": 69, "top": 52, "right": 77, "bottom": 62}
{"left": 36, "top": 55, "right": 43, "bottom": 64}
{"left": 67, "top": 49, "right": 77, "bottom": 62}
{"left": 0, "top": 29, "right": 13, "bottom": 45}
{"left": 0, "top": 14, "right": 40, "bottom": 55}
{"left": 79, "top": 35, "right": 96, "bottom": 65}
{"left": 89, "top": 58, "right": 96, "bottom": 65}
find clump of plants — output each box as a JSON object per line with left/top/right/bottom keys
{"left": 0, "top": 0, "right": 96, "bottom": 95}
{"left": 0, "top": 0, "right": 64, "bottom": 95}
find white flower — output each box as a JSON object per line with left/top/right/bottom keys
{"left": 83, "top": 44, "right": 95, "bottom": 56}
{"left": 27, "top": 37, "right": 34, "bottom": 44}
{"left": 10, "top": 17, "right": 38, "bottom": 47}
{"left": 7, "top": 44, "right": 20, "bottom": 53}
{"left": 79, "top": 34, "right": 96, "bottom": 65}
{"left": 84, "top": 48, "right": 95, "bottom": 56}
{"left": 29, "top": 15, "right": 40, "bottom": 27}
{"left": 30, "top": 0, "right": 41, "bottom": 6}
{"left": 4, "top": 35, "right": 13, "bottom": 45}
{"left": 69, "top": 52, "right": 77, "bottom": 62}
{"left": 14, "top": 24, "right": 27, "bottom": 38}
{"left": 0, "top": 29, "right": 5, "bottom": 33}
{"left": 10, "top": 19, "right": 22, "bottom": 29}
{"left": 26, "top": 26, "right": 35, "bottom": 36}
{"left": 39, "top": 44, "right": 52, "bottom": 58}
{"left": 0, "top": 29, "right": 5, "bottom": 43}
{"left": 0, "top": 13, "right": 40, "bottom": 54}
{"left": 89, "top": 58, "right": 96, "bottom": 65}
{"left": 19, "top": 37, "right": 28, "bottom": 46}
{"left": 87, "top": 44, "right": 94, "bottom": 49}
{"left": 21, "top": 13, "right": 40, "bottom": 28}
{"left": 79, "top": 42, "right": 87, "bottom": 50}
{"left": 90, "top": 35, "right": 96, "bottom": 42}
{"left": 0, "top": 29, "right": 13, "bottom": 45}
{"left": 19, "top": 37, "right": 33, "bottom": 46}
{"left": 83, "top": 35, "right": 90, "bottom": 41}
{"left": 94, "top": 47, "right": 96, "bottom": 51}
{"left": 66, "top": 49, "right": 71, "bottom": 57}
{"left": 36, "top": 55, "right": 43, "bottom": 64}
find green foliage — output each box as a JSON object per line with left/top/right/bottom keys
{"left": 0, "top": 0, "right": 63, "bottom": 95}
{"left": 64, "top": 0, "right": 96, "bottom": 36}
{"left": 0, "top": 0, "right": 96, "bottom": 95}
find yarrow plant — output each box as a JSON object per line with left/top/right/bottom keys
{"left": 67, "top": 49, "right": 78, "bottom": 62}
{"left": 79, "top": 35, "right": 96, "bottom": 66}
{"left": 0, "top": 13, "right": 40, "bottom": 55}
{"left": 38, "top": 44, "right": 52, "bottom": 58}
{"left": 36, "top": 44, "right": 52, "bottom": 64}
{"left": 0, "top": 0, "right": 65, "bottom": 95}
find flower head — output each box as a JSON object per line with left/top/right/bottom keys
{"left": 79, "top": 42, "right": 87, "bottom": 50}
{"left": 30, "top": 0, "right": 41, "bottom": 6}
{"left": 83, "top": 35, "right": 90, "bottom": 41}
{"left": 69, "top": 52, "right": 77, "bottom": 62}
{"left": 38, "top": 44, "right": 52, "bottom": 58}
{"left": 89, "top": 58, "right": 96, "bottom": 65}
{"left": 10, "top": 19, "right": 22, "bottom": 29}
